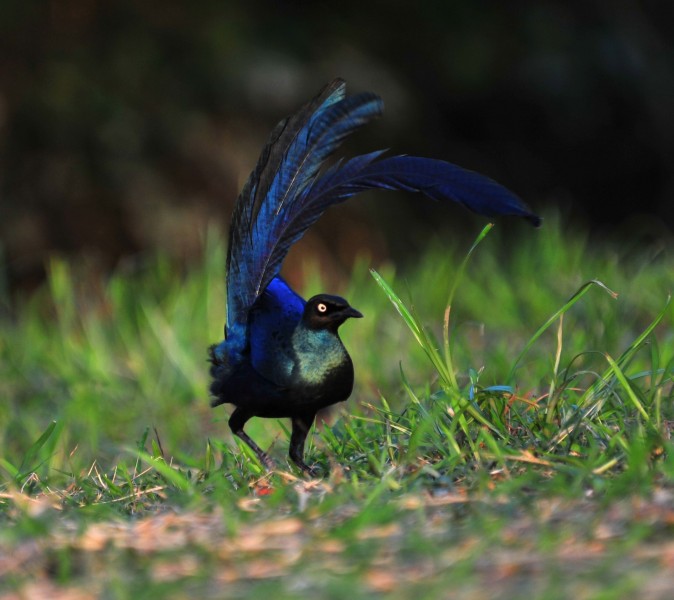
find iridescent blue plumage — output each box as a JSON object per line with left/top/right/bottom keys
{"left": 209, "top": 78, "right": 539, "bottom": 474}
{"left": 248, "top": 277, "right": 305, "bottom": 386}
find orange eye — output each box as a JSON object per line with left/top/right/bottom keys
{"left": 317, "top": 303, "right": 327, "bottom": 313}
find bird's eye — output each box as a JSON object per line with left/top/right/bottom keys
{"left": 317, "top": 303, "right": 328, "bottom": 313}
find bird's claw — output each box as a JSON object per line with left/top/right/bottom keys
{"left": 296, "top": 462, "right": 321, "bottom": 478}
{"left": 257, "top": 453, "right": 276, "bottom": 471}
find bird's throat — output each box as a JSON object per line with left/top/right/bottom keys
{"left": 291, "top": 326, "right": 349, "bottom": 385}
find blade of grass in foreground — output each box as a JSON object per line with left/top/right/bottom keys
{"left": 604, "top": 353, "right": 649, "bottom": 421}
{"left": 132, "top": 449, "right": 197, "bottom": 495}
{"left": 370, "top": 269, "right": 451, "bottom": 386}
{"left": 576, "top": 295, "right": 671, "bottom": 421}
{"left": 506, "top": 279, "right": 618, "bottom": 385}
{"left": 370, "top": 225, "right": 511, "bottom": 442}
{"left": 549, "top": 296, "right": 671, "bottom": 449}
{"left": 369, "top": 224, "right": 494, "bottom": 394}
{"left": 13, "top": 420, "right": 63, "bottom": 484}
{"left": 371, "top": 273, "right": 500, "bottom": 438}
{"left": 442, "top": 223, "right": 494, "bottom": 390}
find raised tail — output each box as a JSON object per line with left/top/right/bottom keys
{"left": 223, "top": 79, "right": 540, "bottom": 352}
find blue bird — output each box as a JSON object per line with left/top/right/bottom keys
{"left": 209, "top": 78, "right": 540, "bottom": 474}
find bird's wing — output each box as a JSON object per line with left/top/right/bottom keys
{"left": 248, "top": 276, "right": 305, "bottom": 386}
{"left": 225, "top": 78, "right": 383, "bottom": 345}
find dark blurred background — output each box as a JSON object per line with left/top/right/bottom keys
{"left": 2, "top": 0, "right": 674, "bottom": 293}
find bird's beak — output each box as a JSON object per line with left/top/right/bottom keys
{"left": 343, "top": 306, "right": 363, "bottom": 319}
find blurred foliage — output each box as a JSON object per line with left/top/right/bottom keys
{"left": 2, "top": 0, "right": 674, "bottom": 291}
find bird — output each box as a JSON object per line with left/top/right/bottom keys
{"left": 209, "top": 78, "right": 540, "bottom": 475}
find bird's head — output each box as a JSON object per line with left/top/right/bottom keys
{"left": 303, "top": 294, "right": 363, "bottom": 332}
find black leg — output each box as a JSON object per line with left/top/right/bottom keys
{"left": 289, "top": 412, "right": 318, "bottom": 476}
{"left": 228, "top": 408, "right": 275, "bottom": 470}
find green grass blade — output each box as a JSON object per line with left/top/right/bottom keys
{"left": 578, "top": 295, "right": 671, "bottom": 418}
{"left": 17, "top": 421, "right": 60, "bottom": 478}
{"left": 132, "top": 450, "right": 195, "bottom": 494}
{"left": 507, "top": 279, "right": 618, "bottom": 384}
{"left": 603, "top": 353, "right": 650, "bottom": 422}
{"left": 370, "top": 268, "right": 452, "bottom": 385}
{"left": 443, "top": 223, "right": 494, "bottom": 387}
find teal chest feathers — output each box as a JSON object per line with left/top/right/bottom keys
{"left": 291, "top": 327, "right": 350, "bottom": 386}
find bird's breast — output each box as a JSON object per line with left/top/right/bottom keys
{"left": 291, "top": 328, "right": 354, "bottom": 396}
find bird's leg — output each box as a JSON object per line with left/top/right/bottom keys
{"left": 228, "top": 408, "right": 275, "bottom": 470}
{"left": 289, "top": 412, "right": 319, "bottom": 476}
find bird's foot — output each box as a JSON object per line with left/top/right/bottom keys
{"left": 258, "top": 453, "right": 276, "bottom": 471}
{"left": 247, "top": 446, "right": 276, "bottom": 471}
{"left": 294, "top": 460, "right": 322, "bottom": 478}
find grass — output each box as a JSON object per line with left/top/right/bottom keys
{"left": 1, "top": 214, "right": 674, "bottom": 598}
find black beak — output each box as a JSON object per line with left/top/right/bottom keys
{"left": 342, "top": 306, "right": 363, "bottom": 319}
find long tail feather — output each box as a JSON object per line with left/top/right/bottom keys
{"left": 224, "top": 79, "right": 540, "bottom": 347}
{"left": 252, "top": 93, "right": 383, "bottom": 297}
{"left": 226, "top": 80, "right": 347, "bottom": 340}
{"left": 261, "top": 152, "right": 540, "bottom": 290}
{"left": 225, "top": 79, "right": 382, "bottom": 342}
{"left": 303, "top": 153, "right": 542, "bottom": 224}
